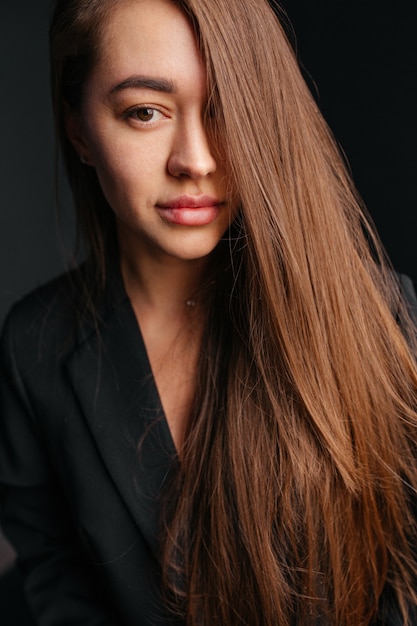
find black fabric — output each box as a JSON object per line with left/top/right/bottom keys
{"left": 0, "top": 266, "right": 178, "bottom": 626}
{"left": 0, "top": 566, "right": 36, "bottom": 626}
{"left": 399, "top": 274, "right": 417, "bottom": 326}
{"left": 0, "top": 264, "right": 416, "bottom": 625}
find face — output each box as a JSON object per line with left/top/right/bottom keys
{"left": 67, "top": 0, "right": 237, "bottom": 265}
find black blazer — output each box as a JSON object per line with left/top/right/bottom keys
{"left": 1, "top": 264, "right": 416, "bottom": 626}
{"left": 0, "top": 264, "right": 180, "bottom": 625}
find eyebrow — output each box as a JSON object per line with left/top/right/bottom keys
{"left": 110, "top": 76, "right": 177, "bottom": 94}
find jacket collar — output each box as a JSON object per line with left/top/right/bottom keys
{"left": 65, "top": 257, "right": 178, "bottom": 556}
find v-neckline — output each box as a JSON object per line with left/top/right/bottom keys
{"left": 108, "top": 257, "right": 181, "bottom": 459}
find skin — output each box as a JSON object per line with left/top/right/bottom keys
{"left": 67, "top": 0, "right": 236, "bottom": 270}
{"left": 66, "top": 0, "right": 237, "bottom": 451}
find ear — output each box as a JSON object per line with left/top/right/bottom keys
{"left": 64, "top": 102, "right": 94, "bottom": 166}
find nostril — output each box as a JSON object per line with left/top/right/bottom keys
{"left": 167, "top": 133, "right": 217, "bottom": 179}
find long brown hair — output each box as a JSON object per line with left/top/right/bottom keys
{"left": 50, "top": 0, "right": 417, "bottom": 624}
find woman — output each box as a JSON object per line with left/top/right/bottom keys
{"left": 1, "top": 0, "right": 417, "bottom": 624}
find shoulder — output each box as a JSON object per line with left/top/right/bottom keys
{"left": 394, "top": 272, "right": 417, "bottom": 334}
{"left": 398, "top": 273, "right": 417, "bottom": 314}
{"left": 0, "top": 268, "right": 86, "bottom": 371}
{"left": 0, "top": 258, "right": 127, "bottom": 375}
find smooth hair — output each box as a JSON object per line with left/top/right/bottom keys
{"left": 50, "top": 1, "right": 417, "bottom": 624}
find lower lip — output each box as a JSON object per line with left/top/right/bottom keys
{"left": 156, "top": 205, "right": 220, "bottom": 226}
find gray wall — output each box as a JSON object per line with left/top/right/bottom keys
{"left": 1, "top": 2, "right": 74, "bottom": 328}
{"left": 286, "top": 1, "right": 417, "bottom": 281}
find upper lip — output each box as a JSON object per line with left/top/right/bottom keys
{"left": 157, "top": 195, "right": 222, "bottom": 209}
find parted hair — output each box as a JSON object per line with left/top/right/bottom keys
{"left": 50, "top": 0, "right": 417, "bottom": 624}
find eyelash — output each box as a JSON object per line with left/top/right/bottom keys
{"left": 122, "top": 106, "right": 165, "bottom": 126}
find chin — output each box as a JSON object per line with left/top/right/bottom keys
{"left": 163, "top": 231, "right": 228, "bottom": 262}
{"left": 167, "top": 247, "right": 219, "bottom": 263}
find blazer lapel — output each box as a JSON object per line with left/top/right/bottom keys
{"left": 65, "top": 266, "right": 178, "bottom": 556}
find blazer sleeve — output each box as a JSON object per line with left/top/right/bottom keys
{"left": 0, "top": 311, "right": 121, "bottom": 626}
{"left": 398, "top": 273, "right": 417, "bottom": 324}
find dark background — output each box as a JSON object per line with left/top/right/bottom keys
{"left": 0, "top": 2, "right": 75, "bottom": 331}
{"left": 287, "top": 0, "right": 417, "bottom": 282}
{"left": 0, "top": 0, "right": 416, "bottom": 613}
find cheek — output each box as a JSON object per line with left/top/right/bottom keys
{"left": 89, "top": 133, "right": 165, "bottom": 200}
{"left": 89, "top": 143, "right": 142, "bottom": 208}
{"left": 94, "top": 158, "right": 131, "bottom": 210}
{"left": 92, "top": 150, "right": 171, "bottom": 228}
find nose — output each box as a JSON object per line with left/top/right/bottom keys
{"left": 167, "top": 114, "right": 217, "bottom": 180}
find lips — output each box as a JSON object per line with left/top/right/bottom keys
{"left": 156, "top": 195, "right": 222, "bottom": 226}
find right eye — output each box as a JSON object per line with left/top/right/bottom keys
{"left": 124, "top": 106, "right": 165, "bottom": 124}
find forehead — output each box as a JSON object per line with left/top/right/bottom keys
{"left": 92, "top": 0, "right": 205, "bottom": 88}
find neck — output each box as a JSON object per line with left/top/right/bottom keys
{"left": 118, "top": 234, "right": 211, "bottom": 456}
{"left": 118, "top": 239, "right": 209, "bottom": 320}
